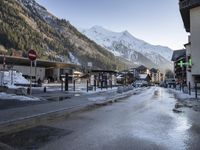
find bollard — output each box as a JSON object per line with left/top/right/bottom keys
{"left": 44, "top": 86, "right": 46, "bottom": 93}
{"left": 106, "top": 81, "right": 108, "bottom": 90}
{"left": 73, "top": 80, "right": 75, "bottom": 91}
{"left": 65, "top": 73, "right": 68, "bottom": 91}
{"left": 195, "top": 82, "right": 197, "bottom": 99}
{"left": 180, "top": 84, "right": 182, "bottom": 91}
{"left": 27, "top": 87, "right": 30, "bottom": 95}
{"left": 189, "top": 82, "right": 191, "bottom": 95}
{"left": 94, "top": 80, "right": 96, "bottom": 91}
{"left": 61, "top": 80, "right": 63, "bottom": 91}
{"left": 87, "top": 80, "right": 89, "bottom": 92}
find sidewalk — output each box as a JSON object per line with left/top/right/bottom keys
{"left": 0, "top": 87, "right": 143, "bottom": 135}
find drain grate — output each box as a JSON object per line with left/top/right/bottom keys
{"left": 0, "top": 125, "right": 73, "bottom": 150}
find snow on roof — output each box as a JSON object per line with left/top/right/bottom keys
{"left": 139, "top": 74, "right": 148, "bottom": 79}
{"left": 171, "top": 49, "right": 186, "bottom": 61}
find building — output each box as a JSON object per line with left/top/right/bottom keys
{"left": 138, "top": 74, "right": 151, "bottom": 83}
{"left": 137, "top": 65, "right": 150, "bottom": 74}
{"left": 0, "top": 55, "right": 78, "bottom": 83}
{"left": 171, "top": 49, "right": 187, "bottom": 85}
{"left": 129, "top": 68, "right": 140, "bottom": 80}
{"left": 90, "top": 70, "right": 117, "bottom": 87}
{"left": 179, "top": 0, "right": 200, "bottom": 87}
{"left": 150, "top": 68, "right": 161, "bottom": 84}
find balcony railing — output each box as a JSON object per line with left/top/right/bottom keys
{"left": 180, "top": 0, "right": 200, "bottom": 9}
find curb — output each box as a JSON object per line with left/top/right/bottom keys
{"left": 0, "top": 90, "right": 137, "bottom": 136}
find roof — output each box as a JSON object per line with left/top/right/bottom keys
{"left": 139, "top": 74, "right": 148, "bottom": 79}
{"left": 179, "top": 0, "right": 200, "bottom": 32}
{"left": 184, "top": 42, "right": 191, "bottom": 47}
{"left": 0, "top": 55, "right": 79, "bottom": 69}
{"left": 91, "top": 69, "right": 117, "bottom": 73}
{"left": 150, "top": 68, "right": 158, "bottom": 73}
{"left": 171, "top": 49, "right": 186, "bottom": 61}
{"left": 137, "top": 65, "right": 148, "bottom": 71}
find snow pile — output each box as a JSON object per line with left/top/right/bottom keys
{"left": 169, "top": 89, "right": 194, "bottom": 100}
{"left": 0, "top": 92, "right": 40, "bottom": 101}
{"left": 139, "top": 74, "right": 148, "bottom": 79}
{"left": 0, "top": 70, "right": 29, "bottom": 87}
{"left": 88, "top": 96, "right": 106, "bottom": 102}
{"left": 69, "top": 52, "right": 80, "bottom": 65}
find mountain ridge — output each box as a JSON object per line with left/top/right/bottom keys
{"left": 80, "top": 26, "right": 173, "bottom": 72}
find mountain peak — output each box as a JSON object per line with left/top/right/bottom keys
{"left": 80, "top": 26, "right": 173, "bottom": 71}
{"left": 122, "top": 30, "right": 129, "bottom": 34}
{"left": 90, "top": 25, "right": 104, "bottom": 30}
{"left": 121, "top": 30, "right": 133, "bottom": 38}
{"left": 89, "top": 26, "right": 114, "bottom": 34}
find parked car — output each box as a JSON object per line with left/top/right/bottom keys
{"left": 132, "top": 80, "right": 148, "bottom": 87}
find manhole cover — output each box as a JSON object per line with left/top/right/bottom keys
{"left": 0, "top": 125, "right": 73, "bottom": 150}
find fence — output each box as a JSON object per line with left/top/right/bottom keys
{"left": 175, "top": 82, "right": 200, "bottom": 99}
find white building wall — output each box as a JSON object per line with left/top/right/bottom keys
{"left": 151, "top": 72, "right": 160, "bottom": 83}
{"left": 53, "top": 68, "right": 60, "bottom": 81}
{"left": 185, "top": 43, "right": 194, "bottom": 87}
{"left": 190, "top": 6, "right": 200, "bottom": 75}
{"left": 13, "top": 65, "right": 45, "bottom": 81}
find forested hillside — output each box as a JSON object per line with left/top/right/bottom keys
{"left": 0, "top": 0, "right": 126, "bottom": 70}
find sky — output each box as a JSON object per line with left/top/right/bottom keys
{"left": 36, "top": 0, "right": 188, "bottom": 50}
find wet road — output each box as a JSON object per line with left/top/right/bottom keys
{"left": 40, "top": 87, "right": 200, "bottom": 150}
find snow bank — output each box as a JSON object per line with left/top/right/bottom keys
{"left": 88, "top": 96, "right": 106, "bottom": 102}
{"left": 0, "top": 70, "right": 29, "bottom": 88}
{"left": 0, "top": 92, "right": 40, "bottom": 101}
{"left": 169, "top": 89, "right": 194, "bottom": 100}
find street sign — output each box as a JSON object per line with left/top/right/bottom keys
{"left": 178, "top": 59, "right": 192, "bottom": 67}
{"left": 178, "top": 60, "right": 184, "bottom": 67}
{"left": 28, "top": 49, "right": 37, "bottom": 95}
{"left": 189, "top": 58, "right": 192, "bottom": 66}
{"left": 28, "top": 49, "right": 37, "bottom": 61}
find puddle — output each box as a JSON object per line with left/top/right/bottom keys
{"left": 47, "top": 96, "right": 70, "bottom": 101}
{"left": 74, "top": 94, "right": 81, "bottom": 97}
{"left": 0, "top": 125, "right": 73, "bottom": 150}
{"left": 0, "top": 100, "right": 46, "bottom": 110}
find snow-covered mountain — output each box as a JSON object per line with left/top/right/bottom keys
{"left": 80, "top": 26, "right": 173, "bottom": 71}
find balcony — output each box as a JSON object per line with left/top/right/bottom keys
{"left": 179, "top": 0, "right": 200, "bottom": 9}
{"left": 179, "top": 0, "right": 200, "bottom": 32}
